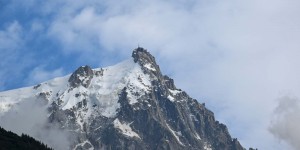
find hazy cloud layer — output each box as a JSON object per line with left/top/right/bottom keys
{"left": 0, "top": 98, "right": 71, "bottom": 150}
{"left": 1, "top": 0, "right": 300, "bottom": 149}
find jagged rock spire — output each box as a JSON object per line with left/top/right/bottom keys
{"left": 132, "top": 47, "right": 163, "bottom": 78}
{"left": 132, "top": 47, "right": 177, "bottom": 90}
{"left": 68, "top": 65, "right": 94, "bottom": 88}
{"left": 132, "top": 47, "right": 156, "bottom": 64}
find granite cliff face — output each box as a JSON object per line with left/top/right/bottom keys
{"left": 0, "top": 48, "right": 245, "bottom": 150}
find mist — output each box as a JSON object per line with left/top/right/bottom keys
{"left": 0, "top": 97, "right": 71, "bottom": 150}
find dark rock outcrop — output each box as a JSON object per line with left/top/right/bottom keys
{"left": 68, "top": 65, "right": 94, "bottom": 88}
{"left": 132, "top": 47, "right": 163, "bottom": 80}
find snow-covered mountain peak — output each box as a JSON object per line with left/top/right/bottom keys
{"left": 0, "top": 48, "right": 183, "bottom": 119}
{"left": 0, "top": 48, "right": 246, "bottom": 150}
{"left": 0, "top": 57, "right": 153, "bottom": 118}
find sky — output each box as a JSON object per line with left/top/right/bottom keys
{"left": 1, "top": 0, "right": 300, "bottom": 149}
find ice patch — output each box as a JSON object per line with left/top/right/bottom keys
{"left": 166, "top": 123, "right": 185, "bottom": 146}
{"left": 169, "top": 89, "right": 181, "bottom": 95}
{"left": 73, "top": 140, "right": 94, "bottom": 150}
{"left": 113, "top": 119, "right": 140, "bottom": 139}
{"left": 195, "top": 133, "right": 201, "bottom": 140}
{"left": 204, "top": 142, "right": 212, "bottom": 150}
{"left": 144, "top": 63, "right": 156, "bottom": 71}
{"left": 167, "top": 95, "right": 175, "bottom": 102}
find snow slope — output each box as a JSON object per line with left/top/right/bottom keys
{"left": 0, "top": 59, "right": 151, "bottom": 118}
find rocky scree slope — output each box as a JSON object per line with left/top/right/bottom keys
{"left": 0, "top": 48, "right": 245, "bottom": 150}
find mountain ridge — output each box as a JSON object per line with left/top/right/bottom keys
{"left": 0, "top": 47, "right": 247, "bottom": 150}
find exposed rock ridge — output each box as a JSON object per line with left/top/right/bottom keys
{"left": 52, "top": 48, "right": 246, "bottom": 150}
{"left": 132, "top": 47, "right": 177, "bottom": 97}
{"left": 132, "top": 47, "right": 163, "bottom": 79}
{"left": 94, "top": 47, "right": 246, "bottom": 150}
{"left": 68, "top": 65, "right": 94, "bottom": 88}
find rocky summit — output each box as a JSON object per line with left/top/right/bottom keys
{"left": 0, "top": 48, "right": 246, "bottom": 150}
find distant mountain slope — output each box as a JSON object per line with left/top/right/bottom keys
{"left": 0, "top": 47, "right": 247, "bottom": 150}
{"left": 0, "top": 126, "right": 52, "bottom": 150}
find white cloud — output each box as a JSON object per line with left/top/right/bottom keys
{"left": 269, "top": 96, "right": 300, "bottom": 150}
{"left": 48, "top": 6, "right": 103, "bottom": 53}
{"left": 0, "top": 21, "right": 23, "bottom": 50}
{"left": 27, "top": 66, "right": 64, "bottom": 85}
{"left": 0, "top": 21, "right": 32, "bottom": 90}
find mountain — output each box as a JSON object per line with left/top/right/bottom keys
{"left": 0, "top": 126, "right": 52, "bottom": 150}
{"left": 0, "top": 47, "right": 246, "bottom": 150}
